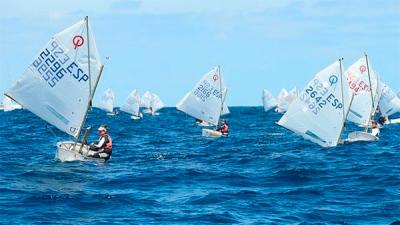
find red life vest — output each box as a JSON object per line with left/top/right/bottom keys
{"left": 104, "top": 134, "right": 113, "bottom": 153}
{"left": 221, "top": 124, "right": 229, "bottom": 134}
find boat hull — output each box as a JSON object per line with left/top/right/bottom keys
{"left": 55, "top": 141, "right": 106, "bottom": 162}
{"left": 346, "top": 131, "right": 378, "bottom": 143}
{"left": 202, "top": 128, "right": 222, "bottom": 138}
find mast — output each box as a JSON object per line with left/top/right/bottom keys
{"left": 75, "top": 16, "right": 104, "bottom": 140}
{"left": 217, "top": 65, "right": 223, "bottom": 129}
{"left": 364, "top": 52, "right": 375, "bottom": 132}
{"left": 337, "top": 58, "right": 354, "bottom": 145}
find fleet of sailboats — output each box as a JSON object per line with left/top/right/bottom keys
{"left": 2, "top": 16, "right": 399, "bottom": 161}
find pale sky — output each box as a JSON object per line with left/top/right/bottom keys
{"left": 1, "top": 0, "right": 399, "bottom": 106}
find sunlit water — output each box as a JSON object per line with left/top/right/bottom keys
{"left": 0, "top": 107, "right": 399, "bottom": 224}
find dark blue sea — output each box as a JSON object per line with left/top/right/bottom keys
{"left": 1, "top": 107, "right": 400, "bottom": 224}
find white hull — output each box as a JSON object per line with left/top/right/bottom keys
{"left": 107, "top": 111, "right": 118, "bottom": 116}
{"left": 55, "top": 141, "right": 106, "bottom": 162}
{"left": 345, "top": 131, "right": 378, "bottom": 143}
{"left": 142, "top": 109, "right": 159, "bottom": 116}
{"left": 130, "top": 115, "right": 142, "bottom": 120}
{"left": 388, "top": 118, "right": 400, "bottom": 124}
{"left": 202, "top": 128, "right": 222, "bottom": 138}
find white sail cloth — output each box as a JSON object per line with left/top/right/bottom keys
{"left": 278, "top": 60, "right": 352, "bottom": 147}
{"left": 379, "top": 83, "right": 400, "bottom": 117}
{"left": 345, "top": 56, "right": 381, "bottom": 126}
{"left": 98, "top": 88, "right": 115, "bottom": 113}
{"left": 5, "top": 18, "right": 102, "bottom": 138}
{"left": 121, "top": 89, "right": 141, "bottom": 116}
{"left": 176, "top": 67, "right": 227, "bottom": 126}
{"left": 141, "top": 91, "right": 164, "bottom": 113}
{"left": 262, "top": 89, "right": 277, "bottom": 112}
{"left": 2, "top": 96, "right": 22, "bottom": 112}
{"left": 276, "top": 88, "right": 297, "bottom": 113}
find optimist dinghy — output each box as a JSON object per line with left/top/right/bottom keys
{"left": 278, "top": 59, "right": 352, "bottom": 147}
{"left": 262, "top": 89, "right": 277, "bottom": 112}
{"left": 98, "top": 88, "right": 117, "bottom": 116}
{"left": 176, "top": 66, "right": 229, "bottom": 137}
{"left": 121, "top": 89, "right": 143, "bottom": 120}
{"left": 344, "top": 53, "right": 382, "bottom": 142}
{"left": 5, "top": 16, "right": 106, "bottom": 162}
{"left": 141, "top": 91, "right": 164, "bottom": 115}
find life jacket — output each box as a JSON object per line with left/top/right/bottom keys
{"left": 103, "top": 134, "right": 113, "bottom": 153}
{"left": 221, "top": 124, "right": 229, "bottom": 134}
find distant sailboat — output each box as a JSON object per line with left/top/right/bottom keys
{"left": 176, "top": 66, "right": 228, "bottom": 137}
{"left": 98, "top": 88, "right": 116, "bottom": 115}
{"left": 276, "top": 87, "right": 297, "bottom": 113}
{"left": 344, "top": 53, "right": 382, "bottom": 142}
{"left": 5, "top": 16, "right": 105, "bottom": 161}
{"left": 121, "top": 89, "right": 143, "bottom": 120}
{"left": 262, "top": 89, "right": 277, "bottom": 112}
{"left": 141, "top": 91, "right": 164, "bottom": 115}
{"left": 278, "top": 59, "right": 352, "bottom": 147}
{"left": 2, "top": 96, "right": 22, "bottom": 112}
{"left": 378, "top": 82, "right": 400, "bottom": 124}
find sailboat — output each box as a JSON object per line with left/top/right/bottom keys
{"left": 278, "top": 59, "right": 352, "bottom": 147}
{"left": 98, "top": 88, "right": 116, "bottom": 116}
{"left": 121, "top": 89, "right": 143, "bottom": 120}
{"left": 276, "top": 87, "right": 297, "bottom": 113}
{"left": 344, "top": 53, "right": 382, "bottom": 142}
{"left": 5, "top": 16, "right": 105, "bottom": 161}
{"left": 378, "top": 82, "right": 400, "bottom": 124}
{"left": 141, "top": 91, "right": 164, "bottom": 115}
{"left": 2, "top": 96, "right": 22, "bottom": 112}
{"left": 176, "top": 66, "right": 228, "bottom": 137}
{"left": 262, "top": 89, "right": 277, "bottom": 112}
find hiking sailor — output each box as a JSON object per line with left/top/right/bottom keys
{"left": 88, "top": 125, "right": 113, "bottom": 160}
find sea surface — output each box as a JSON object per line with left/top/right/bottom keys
{"left": 0, "top": 107, "right": 400, "bottom": 225}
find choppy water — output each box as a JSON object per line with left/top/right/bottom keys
{"left": 0, "top": 107, "right": 400, "bottom": 224}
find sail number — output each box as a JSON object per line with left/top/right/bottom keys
{"left": 32, "top": 40, "right": 89, "bottom": 88}
{"left": 194, "top": 80, "right": 223, "bottom": 102}
{"left": 300, "top": 78, "right": 343, "bottom": 115}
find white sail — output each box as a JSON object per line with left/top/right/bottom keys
{"left": 379, "top": 83, "right": 400, "bottom": 117}
{"left": 98, "top": 88, "right": 115, "bottom": 113}
{"left": 150, "top": 93, "right": 164, "bottom": 113}
{"left": 221, "top": 87, "right": 230, "bottom": 116}
{"left": 2, "top": 96, "right": 22, "bottom": 112}
{"left": 141, "top": 91, "right": 152, "bottom": 108}
{"left": 121, "top": 89, "right": 141, "bottom": 116}
{"left": 5, "top": 17, "right": 102, "bottom": 138}
{"left": 176, "top": 67, "right": 226, "bottom": 126}
{"left": 345, "top": 56, "right": 381, "bottom": 126}
{"left": 262, "top": 89, "right": 277, "bottom": 112}
{"left": 276, "top": 88, "right": 297, "bottom": 113}
{"left": 278, "top": 60, "right": 351, "bottom": 147}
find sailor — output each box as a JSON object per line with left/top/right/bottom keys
{"left": 196, "top": 118, "right": 203, "bottom": 124}
{"left": 217, "top": 119, "right": 229, "bottom": 136}
{"left": 371, "top": 120, "right": 380, "bottom": 137}
{"left": 378, "top": 116, "right": 388, "bottom": 126}
{"left": 89, "top": 125, "right": 113, "bottom": 160}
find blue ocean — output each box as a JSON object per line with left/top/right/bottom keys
{"left": 1, "top": 107, "right": 399, "bottom": 224}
